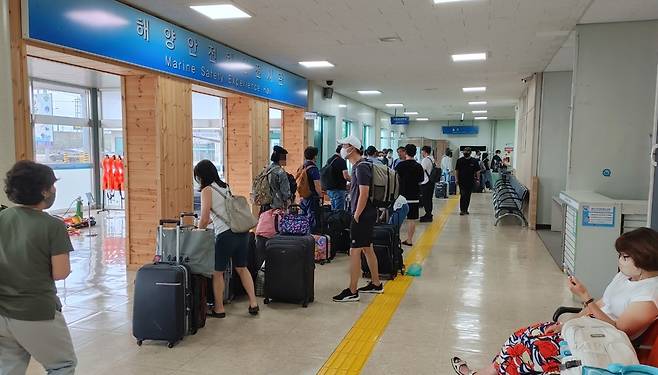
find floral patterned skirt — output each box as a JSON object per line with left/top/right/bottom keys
{"left": 493, "top": 322, "right": 563, "bottom": 375}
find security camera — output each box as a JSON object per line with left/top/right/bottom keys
{"left": 326, "top": 80, "right": 334, "bottom": 86}
{"left": 521, "top": 75, "right": 533, "bottom": 83}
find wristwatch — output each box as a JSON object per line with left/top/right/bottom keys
{"left": 583, "top": 298, "right": 595, "bottom": 308}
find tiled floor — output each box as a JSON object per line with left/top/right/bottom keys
{"left": 25, "top": 194, "right": 575, "bottom": 375}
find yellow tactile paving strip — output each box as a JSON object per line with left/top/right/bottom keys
{"left": 318, "top": 197, "right": 459, "bottom": 375}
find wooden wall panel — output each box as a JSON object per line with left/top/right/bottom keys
{"left": 157, "top": 77, "right": 193, "bottom": 219}
{"left": 124, "top": 75, "right": 193, "bottom": 268}
{"left": 225, "top": 95, "right": 269, "bottom": 200}
{"left": 282, "top": 108, "right": 306, "bottom": 173}
{"left": 124, "top": 75, "right": 159, "bottom": 268}
{"left": 9, "top": 0, "right": 31, "bottom": 160}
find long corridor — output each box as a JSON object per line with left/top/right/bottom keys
{"left": 26, "top": 194, "right": 574, "bottom": 375}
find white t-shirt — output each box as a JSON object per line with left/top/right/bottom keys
{"left": 601, "top": 272, "right": 658, "bottom": 322}
{"left": 421, "top": 156, "right": 434, "bottom": 185}
{"left": 208, "top": 183, "right": 230, "bottom": 236}
{"left": 441, "top": 155, "right": 452, "bottom": 174}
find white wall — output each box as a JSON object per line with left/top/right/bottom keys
{"left": 537, "top": 71, "right": 572, "bottom": 225}
{"left": 515, "top": 74, "right": 542, "bottom": 188}
{"left": 308, "top": 83, "right": 392, "bottom": 156}
{"left": 406, "top": 120, "right": 515, "bottom": 156}
{"left": 567, "top": 21, "right": 658, "bottom": 200}
{"left": 0, "top": 0, "right": 15, "bottom": 205}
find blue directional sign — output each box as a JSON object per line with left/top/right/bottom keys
{"left": 390, "top": 116, "right": 410, "bottom": 125}
{"left": 26, "top": 0, "right": 308, "bottom": 107}
{"left": 442, "top": 126, "right": 479, "bottom": 135}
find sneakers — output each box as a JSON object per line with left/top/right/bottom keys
{"left": 358, "top": 282, "right": 384, "bottom": 294}
{"left": 332, "top": 288, "right": 360, "bottom": 302}
{"left": 419, "top": 215, "right": 433, "bottom": 223}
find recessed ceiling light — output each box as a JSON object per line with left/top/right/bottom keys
{"left": 463, "top": 86, "right": 487, "bottom": 92}
{"left": 385, "top": 103, "right": 404, "bottom": 108}
{"left": 469, "top": 101, "right": 488, "bottom": 105}
{"left": 474, "top": 116, "right": 488, "bottom": 120}
{"left": 472, "top": 110, "right": 488, "bottom": 114}
{"left": 433, "top": 0, "right": 468, "bottom": 3}
{"left": 416, "top": 117, "right": 429, "bottom": 121}
{"left": 379, "top": 36, "right": 402, "bottom": 43}
{"left": 338, "top": 104, "right": 347, "bottom": 108}
{"left": 298, "top": 61, "right": 334, "bottom": 68}
{"left": 190, "top": 4, "right": 251, "bottom": 20}
{"left": 404, "top": 111, "right": 419, "bottom": 115}
{"left": 451, "top": 53, "right": 487, "bottom": 62}
{"left": 357, "top": 90, "right": 382, "bottom": 95}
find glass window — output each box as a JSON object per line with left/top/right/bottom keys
{"left": 313, "top": 117, "right": 323, "bottom": 164}
{"left": 31, "top": 81, "right": 93, "bottom": 212}
{"left": 362, "top": 124, "right": 373, "bottom": 148}
{"left": 269, "top": 108, "right": 282, "bottom": 151}
{"left": 342, "top": 120, "right": 352, "bottom": 139}
{"left": 193, "top": 92, "right": 225, "bottom": 177}
{"left": 100, "top": 89, "right": 124, "bottom": 157}
{"left": 391, "top": 131, "right": 399, "bottom": 151}
{"left": 380, "top": 129, "right": 391, "bottom": 149}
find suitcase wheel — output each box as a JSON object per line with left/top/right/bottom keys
{"left": 167, "top": 342, "right": 175, "bottom": 349}
{"left": 190, "top": 329, "right": 198, "bottom": 335}
{"left": 136, "top": 340, "right": 143, "bottom": 346}
{"left": 302, "top": 301, "right": 308, "bottom": 308}
{"left": 263, "top": 298, "right": 270, "bottom": 305}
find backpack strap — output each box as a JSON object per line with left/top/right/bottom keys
{"left": 209, "top": 184, "right": 231, "bottom": 224}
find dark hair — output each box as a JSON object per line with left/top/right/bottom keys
{"left": 270, "top": 145, "right": 288, "bottom": 163}
{"left": 194, "top": 160, "right": 227, "bottom": 191}
{"left": 421, "top": 146, "right": 431, "bottom": 154}
{"left": 495, "top": 149, "right": 502, "bottom": 154}
{"left": 404, "top": 144, "right": 417, "bottom": 157}
{"left": 335, "top": 145, "right": 343, "bottom": 154}
{"left": 482, "top": 152, "right": 489, "bottom": 160}
{"left": 4, "top": 160, "right": 57, "bottom": 205}
{"left": 615, "top": 228, "right": 658, "bottom": 272}
{"left": 397, "top": 146, "right": 405, "bottom": 152}
{"left": 365, "top": 146, "right": 378, "bottom": 156}
{"left": 304, "top": 146, "right": 319, "bottom": 160}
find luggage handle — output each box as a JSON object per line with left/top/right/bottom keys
{"left": 159, "top": 219, "right": 180, "bottom": 225}
{"left": 157, "top": 219, "right": 182, "bottom": 265}
{"left": 179, "top": 212, "right": 198, "bottom": 226}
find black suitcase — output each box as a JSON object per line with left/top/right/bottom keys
{"left": 263, "top": 235, "right": 315, "bottom": 307}
{"left": 133, "top": 219, "right": 190, "bottom": 348}
{"left": 449, "top": 176, "right": 457, "bottom": 195}
{"left": 435, "top": 182, "right": 448, "bottom": 199}
{"left": 361, "top": 224, "right": 404, "bottom": 280}
{"left": 325, "top": 210, "right": 352, "bottom": 256}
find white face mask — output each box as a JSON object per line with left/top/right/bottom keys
{"left": 340, "top": 147, "right": 351, "bottom": 159}
{"left": 619, "top": 254, "right": 642, "bottom": 278}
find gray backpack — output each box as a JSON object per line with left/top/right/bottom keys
{"left": 368, "top": 162, "right": 399, "bottom": 208}
{"left": 211, "top": 186, "right": 258, "bottom": 233}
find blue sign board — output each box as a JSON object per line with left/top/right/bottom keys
{"left": 442, "top": 126, "right": 479, "bottom": 135}
{"left": 390, "top": 116, "right": 410, "bottom": 125}
{"left": 582, "top": 205, "right": 616, "bottom": 228}
{"left": 26, "top": 0, "right": 307, "bottom": 107}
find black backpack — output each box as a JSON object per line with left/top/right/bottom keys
{"left": 320, "top": 155, "right": 339, "bottom": 190}
{"left": 286, "top": 172, "right": 297, "bottom": 200}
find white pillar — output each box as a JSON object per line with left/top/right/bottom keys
{"left": 0, "top": 0, "right": 16, "bottom": 205}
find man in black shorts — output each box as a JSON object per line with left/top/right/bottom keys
{"left": 333, "top": 135, "right": 383, "bottom": 302}
{"left": 394, "top": 144, "right": 424, "bottom": 247}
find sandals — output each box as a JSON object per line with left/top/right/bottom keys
{"left": 402, "top": 241, "right": 413, "bottom": 247}
{"left": 451, "top": 357, "right": 476, "bottom": 375}
{"left": 248, "top": 305, "right": 260, "bottom": 316}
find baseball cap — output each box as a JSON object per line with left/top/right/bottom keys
{"left": 337, "top": 135, "right": 362, "bottom": 151}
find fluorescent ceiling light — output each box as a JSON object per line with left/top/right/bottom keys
{"left": 434, "top": 0, "right": 468, "bottom": 3}
{"left": 451, "top": 53, "right": 487, "bottom": 62}
{"left": 472, "top": 110, "right": 488, "bottom": 114}
{"left": 463, "top": 86, "right": 486, "bottom": 92}
{"left": 416, "top": 117, "right": 429, "bottom": 121}
{"left": 403, "top": 111, "right": 419, "bottom": 115}
{"left": 190, "top": 4, "right": 251, "bottom": 20}
{"left": 474, "top": 116, "right": 488, "bottom": 120}
{"left": 338, "top": 104, "right": 347, "bottom": 108}
{"left": 357, "top": 90, "right": 382, "bottom": 95}
{"left": 469, "top": 101, "right": 488, "bottom": 105}
{"left": 385, "top": 103, "right": 404, "bottom": 107}
{"left": 298, "top": 61, "right": 334, "bottom": 68}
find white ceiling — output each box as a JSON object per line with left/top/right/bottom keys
{"left": 28, "top": 57, "right": 122, "bottom": 89}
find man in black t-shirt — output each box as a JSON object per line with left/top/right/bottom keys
{"left": 323, "top": 145, "right": 350, "bottom": 211}
{"left": 455, "top": 147, "right": 481, "bottom": 215}
{"left": 394, "top": 144, "right": 424, "bottom": 247}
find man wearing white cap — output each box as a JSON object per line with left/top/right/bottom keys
{"left": 332, "top": 135, "right": 383, "bottom": 302}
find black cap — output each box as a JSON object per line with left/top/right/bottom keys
{"left": 463, "top": 147, "right": 472, "bottom": 152}
{"left": 273, "top": 145, "right": 288, "bottom": 155}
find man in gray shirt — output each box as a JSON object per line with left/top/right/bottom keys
{"left": 0, "top": 161, "right": 76, "bottom": 374}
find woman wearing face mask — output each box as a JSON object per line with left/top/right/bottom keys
{"left": 0, "top": 161, "right": 77, "bottom": 374}
{"left": 451, "top": 227, "right": 658, "bottom": 375}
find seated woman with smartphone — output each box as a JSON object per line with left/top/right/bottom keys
{"left": 451, "top": 227, "right": 658, "bottom": 375}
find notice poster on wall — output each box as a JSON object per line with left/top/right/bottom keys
{"left": 582, "top": 205, "right": 615, "bottom": 227}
